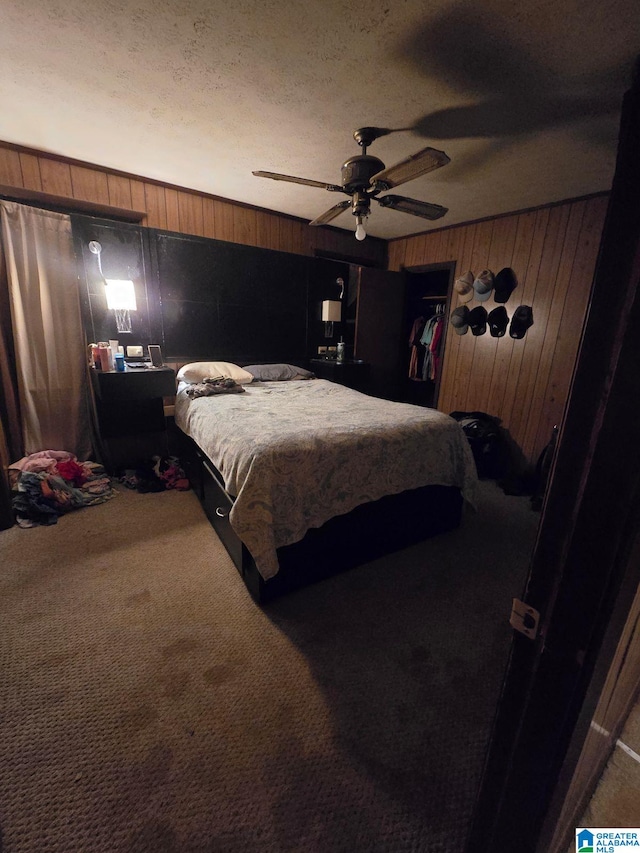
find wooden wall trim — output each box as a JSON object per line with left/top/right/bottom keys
{"left": 0, "top": 140, "right": 386, "bottom": 266}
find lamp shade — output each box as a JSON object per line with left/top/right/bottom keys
{"left": 322, "top": 300, "right": 341, "bottom": 322}
{"left": 105, "top": 279, "right": 137, "bottom": 311}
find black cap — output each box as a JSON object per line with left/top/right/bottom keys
{"left": 494, "top": 268, "right": 517, "bottom": 303}
{"left": 509, "top": 305, "right": 534, "bottom": 339}
{"left": 468, "top": 306, "right": 488, "bottom": 336}
{"left": 488, "top": 306, "right": 509, "bottom": 337}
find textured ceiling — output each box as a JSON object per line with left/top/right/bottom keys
{"left": 1, "top": 0, "right": 638, "bottom": 240}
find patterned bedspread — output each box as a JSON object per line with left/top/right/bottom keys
{"left": 175, "top": 379, "right": 478, "bottom": 580}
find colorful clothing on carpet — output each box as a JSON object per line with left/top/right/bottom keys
{"left": 9, "top": 452, "right": 115, "bottom": 527}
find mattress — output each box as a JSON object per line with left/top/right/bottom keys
{"left": 175, "top": 379, "right": 478, "bottom": 580}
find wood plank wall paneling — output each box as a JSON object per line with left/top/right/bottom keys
{"left": 129, "top": 179, "right": 147, "bottom": 214}
{"left": 178, "top": 190, "right": 204, "bottom": 237}
{"left": 19, "top": 152, "right": 42, "bottom": 190}
{"left": 0, "top": 148, "right": 23, "bottom": 186}
{"left": 70, "top": 165, "right": 110, "bottom": 204}
{"left": 40, "top": 159, "right": 73, "bottom": 197}
{"left": 165, "top": 188, "right": 180, "bottom": 232}
{"left": 389, "top": 195, "right": 609, "bottom": 466}
{"left": 0, "top": 141, "right": 386, "bottom": 266}
{"left": 144, "top": 183, "right": 168, "bottom": 230}
{"left": 106, "top": 173, "right": 133, "bottom": 210}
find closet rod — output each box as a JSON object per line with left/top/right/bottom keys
{"left": 421, "top": 295, "right": 447, "bottom": 300}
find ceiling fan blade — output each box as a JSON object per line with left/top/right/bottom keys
{"left": 252, "top": 171, "right": 343, "bottom": 192}
{"left": 309, "top": 201, "right": 351, "bottom": 226}
{"left": 369, "top": 147, "right": 450, "bottom": 189}
{"left": 376, "top": 194, "right": 448, "bottom": 220}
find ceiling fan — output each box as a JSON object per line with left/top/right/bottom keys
{"left": 253, "top": 127, "right": 450, "bottom": 240}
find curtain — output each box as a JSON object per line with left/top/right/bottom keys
{"left": 0, "top": 247, "right": 20, "bottom": 528}
{"left": 0, "top": 202, "right": 92, "bottom": 461}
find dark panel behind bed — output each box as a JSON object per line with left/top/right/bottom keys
{"left": 73, "top": 214, "right": 350, "bottom": 366}
{"left": 153, "top": 231, "right": 348, "bottom": 364}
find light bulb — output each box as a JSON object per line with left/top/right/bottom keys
{"left": 355, "top": 217, "right": 367, "bottom": 241}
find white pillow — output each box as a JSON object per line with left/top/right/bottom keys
{"left": 176, "top": 361, "right": 254, "bottom": 384}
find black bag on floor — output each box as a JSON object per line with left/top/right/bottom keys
{"left": 449, "top": 411, "right": 509, "bottom": 479}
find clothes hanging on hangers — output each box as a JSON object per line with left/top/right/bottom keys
{"left": 408, "top": 315, "right": 426, "bottom": 379}
{"left": 408, "top": 301, "right": 446, "bottom": 382}
{"left": 420, "top": 311, "right": 444, "bottom": 382}
{"left": 429, "top": 313, "right": 444, "bottom": 381}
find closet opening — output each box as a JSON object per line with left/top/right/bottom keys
{"left": 403, "top": 262, "right": 455, "bottom": 409}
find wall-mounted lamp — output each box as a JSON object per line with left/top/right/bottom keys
{"left": 105, "top": 279, "right": 137, "bottom": 333}
{"left": 89, "top": 241, "right": 137, "bottom": 334}
{"left": 322, "top": 300, "right": 341, "bottom": 338}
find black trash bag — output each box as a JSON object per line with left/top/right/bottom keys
{"left": 449, "top": 411, "right": 510, "bottom": 480}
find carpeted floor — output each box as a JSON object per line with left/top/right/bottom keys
{"left": 0, "top": 480, "right": 539, "bottom": 853}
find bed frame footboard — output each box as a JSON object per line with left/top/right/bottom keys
{"left": 173, "top": 427, "right": 463, "bottom": 603}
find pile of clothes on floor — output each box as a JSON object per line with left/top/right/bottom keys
{"left": 9, "top": 450, "right": 115, "bottom": 528}
{"left": 119, "top": 455, "right": 190, "bottom": 494}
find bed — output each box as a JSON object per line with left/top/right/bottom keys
{"left": 173, "top": 362, "right": 478, "bottom": 601}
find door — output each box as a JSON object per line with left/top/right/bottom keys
{"left": 466, "top": 64, "right": 640, "bottom": 852}
{"left": 354, "top": 266, "right": 405, "bottom": 399}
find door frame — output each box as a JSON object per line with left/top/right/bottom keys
{"left": 466, "top": 64, "right": 640, "bottom": 852}
{"left": 402, "top": 261, "right": 456, "bottom": 409}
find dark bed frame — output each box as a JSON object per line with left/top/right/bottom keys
{"left": 172, "top": 425, "right": 463, "bottom": 603}
{"left": 74, "top": 214, "right": 463, "bottom": 602}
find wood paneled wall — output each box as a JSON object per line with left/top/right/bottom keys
{"left": 388, "top": 196, "right": 609, "bottom": 466}
{"left": 0, "top": 142, "right": 385, "bottom": 266}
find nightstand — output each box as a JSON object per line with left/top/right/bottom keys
{"left": 310, "top": 359, "right": 370, "bottom": 393}
{"left": 90, "top": 366, "right": 176, "bottom": 473}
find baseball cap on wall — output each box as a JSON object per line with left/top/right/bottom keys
{"left": 509, "top": 305, "right": 534, "bottom": 339}
{"left": 494, "top": 268, "right": 517, "bottom": 303}
{"left": 450, "top": 305, "right": 470, "bottom": 335}
{"left": 468, "top": 306, "right": 488, "bottom": 336}
{"left": 454, "top": 271, "right": 474, "bottom": 303}
{"left": 488, "top": 306, "right": 509, "bottom": 337}
{"left": 473, "top": 269, "right": 495, "bottom": 302}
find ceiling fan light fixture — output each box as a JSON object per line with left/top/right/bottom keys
{"left": 253, "top": 130, "right": 450, "bottom": 237}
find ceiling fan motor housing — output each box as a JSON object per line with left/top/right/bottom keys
{"left": 341, "top": 155, "right": 385, "bottom": 194}
{"left": 351, "top": 190, "right": 370, "bottom": 217}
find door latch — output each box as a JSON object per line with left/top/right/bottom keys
{"left": 510, "top": 599, "right": 540, "bottom": 640}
